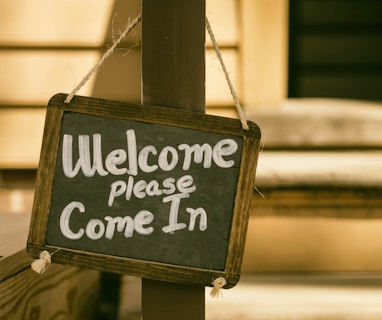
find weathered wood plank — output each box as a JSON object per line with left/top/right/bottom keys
{"left": 251, "top": 186, "right": 382, "bottom": 218}
{"left": 255, "top": 151, "right": 382, "bottom": 187}
{"left": 0, "top": 262, "right": 100, "bottom": 319}
{"left": 1, "top": 199, "right": 101, "bottom": 319}
{"left": 247, "top": 99, "right": 382, "bottom": 148}
{"left": 252, "top": 150, "right": 382, "bottom": 218}
{"left": 0, "top": 212, "right": 32, "bottom": 281}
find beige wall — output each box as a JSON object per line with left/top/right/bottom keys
{"left": 240, "top": 0, "right": 289, "bottom": 107}
{"left": 243, "top": 216, "right": 382, "bottom": 273}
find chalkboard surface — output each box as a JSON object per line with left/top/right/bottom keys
{"left": 27, "top": 94, "right": 261, "bottom": 288}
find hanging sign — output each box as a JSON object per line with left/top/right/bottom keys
{"left": 27, "top": 93, "right": 261, "bottom": 288}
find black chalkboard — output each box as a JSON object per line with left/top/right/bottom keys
{"left": 27, "top": 94, "right": 261, "bottom": 288}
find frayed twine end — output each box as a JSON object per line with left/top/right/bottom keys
{"left": 31, "top": 250, "right": 52, "bottom": 274}
{"left": 210, "top": 277, "right": 227, "bottom": 298}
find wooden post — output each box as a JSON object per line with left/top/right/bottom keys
{"left": 141, "top": 0, "right": 206, "bottom": 319}
{"left": 141, "top": 0, "right": 205, "bottom": 111}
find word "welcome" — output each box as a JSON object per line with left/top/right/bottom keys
{"left": 62, "top": 130, "right": 239, "bottom": 178}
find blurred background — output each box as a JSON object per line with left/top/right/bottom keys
{"left": 1, "top": 0, "right": 382, "bottom": 319}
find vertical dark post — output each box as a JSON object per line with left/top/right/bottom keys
{"left": 141, "top": 0, "right": 205, "bottom": 111}
{"left": 141, "top": 0, "right": 206, "bottom": 319}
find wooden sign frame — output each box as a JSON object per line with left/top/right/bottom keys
{"left": 27, "top": 93, "right": 261, "bottom": 288}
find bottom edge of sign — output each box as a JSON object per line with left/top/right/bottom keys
{"left": 26, "top": 244, "right": 241, "bottom": 289}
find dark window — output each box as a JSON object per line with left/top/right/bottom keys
{"left": 288, "top": 0, "right": 382, "bottom": 101}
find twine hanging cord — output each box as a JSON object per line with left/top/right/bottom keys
{"left": 64, "top": 13, "right": 142, "bottom": 104}
{"left": 205, "top": 17, "right": 249, "bottom": 131}
{"left": 63, "top": 13, "right": 249, "bottom": 132}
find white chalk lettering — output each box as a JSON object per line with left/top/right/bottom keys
{"left": 105, "top": 149, "right": 127, "bottom": 175}
{"left": 85, "top": 219, "right": 105, "bottom": 240}
{"left": 108, "top": 180, "right": 127, "bottom": 207}
{"left": 62, "top": 134, "right": 108, "bottom": 178}
{"left": 162, "top": 193, "right": 189, "bottom": 234}
{"left": 61, "top": 130, "right": 239, "bottom": 178}
{"left": 58, "top": 128, "right": 239, "bottom": 241}
{"left": 59, "top": 201, "right": 155, "bottom": 240}
{"left": 212, "top": 139, "right": 238, "bottom": 168}
{"left": 138, "top": 145, "right": 158, "bottom": 173}
{"left": 133, "top": 180, "right": 147, "bottom": 199}
{"left": 104, "top": 216, "right": 134, "bottom": 238}
{"left": 176, "top": 175, "right": 196, "bottom": 194}
{"left": 162, "top": 177, "right": 176, "bottom": 195}
{"left": 186, "top": 207, "right": 207, "bottom": 231}
{"left": 126, "top": 129, "right": 138, "bottom": 175}
{"left": 158, "top": 146, "right": 178, "bottom": 171}
{"left": 134, "top": 210, "right": 154, "bottom": 235}
{"left": 60, "top": 201, "right": 85, "bottom": 240}
{"left": 178, "top": 143, "right": 213, "bottom": 170}
{"left": 125, "top": 176, "right": 134, "bottom": 201}
{"left": 107, "top": 175, "right": 196, "bottom": 206}
{"left": 146, "top": 180, "right": 164, "bottom": 197}
{"left": 104, "top": 211, "right": 154, "bottom": 239}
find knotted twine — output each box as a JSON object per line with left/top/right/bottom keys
{"left": 31, "top": 250, "right": 53, "bottom": 274}
{"left": 210, "top": 277, "right": 227, "bottom": 298}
